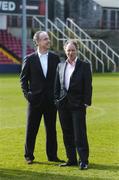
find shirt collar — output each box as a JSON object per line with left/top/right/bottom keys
{"left": 37, "top": 49, "right": 48, "bottom": 57}
{"left": 66, "top": 57, "right": 77, "bottom": 66}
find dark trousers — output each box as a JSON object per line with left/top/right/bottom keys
{"left": 25, "top": 102, "right": 57, "bottom": 160}
{"left": 59, "top": 105, "right": 89, "bottom": 164}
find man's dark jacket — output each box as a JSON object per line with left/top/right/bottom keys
{"left": 54, "top": 59, "right": 92, "bottom": 109}
{"left": 20, "top": 51, "right": 60, "bottom": 107}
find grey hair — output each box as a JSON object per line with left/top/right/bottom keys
{"left": 33, "top": 31, "right": 47, "bottom": 47}
{"left": 64, "top": 39, "right": 79, "bottom": 50}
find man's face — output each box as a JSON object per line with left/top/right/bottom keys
{"left": 38, "top": 32, "right": 50, "bottom": 50}
{"left": 64, "top": 43, "right": 77, "bottom": 61}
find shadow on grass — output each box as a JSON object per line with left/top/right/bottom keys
{"left": 33, "top": 161, "right": 119, "bottom": 172}
{"left": 0, "top": 168, "right": 89, "bottom": 180}
{"left": 90, "top": 163, "right": 119, "bottom": 171}
{"left": 0, "top": 163, "right": 119, "bottom": 180}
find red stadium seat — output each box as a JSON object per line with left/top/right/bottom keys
{"left": 0, "top": 30, "right": 34, "bottom": 64}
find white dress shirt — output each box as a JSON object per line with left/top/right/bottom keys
{"left": 38, "top": 50, "right": 48, "bottom": 77}
{"left": 65, "top": 58, "right": 77, "bottom": 90}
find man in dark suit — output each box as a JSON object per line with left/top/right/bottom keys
{"left": 20, "top": 31, "right": 63, "bottom": 164}
{"left": 54, "top": 40, "right": 92, "bottom": 170}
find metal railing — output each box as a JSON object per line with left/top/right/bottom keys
{"left": 32, "top": 17, "right": 104, "bottom": 72}
{"left": 66, "top": 18, "right": 117, "bottom": 72}
{"left": 55, "top": 17, "right": 104, "bottom": 72}
{"left": 97, "top": 39, "right": 119, "bottom": 67}
{"left": 32, "top": 17, "right": 68, "bottom": 50}
{"left": 33, "top": 17, "right": 104, "bottom": 72}
{"left": 32, "top": 16, "right": 45, "bottom": 31}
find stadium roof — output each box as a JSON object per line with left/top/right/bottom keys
{"left": 93, "top": 0, "right": 119, "bottom": 8}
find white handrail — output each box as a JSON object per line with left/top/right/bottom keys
{"left": 55, "top": 18, "right": 106, "bottom": 72}
{"left": 55, "top": 17, "right": 77, "bottom": 39}
{"left": 66, "top": 18, "right": 91, "bottom": 39}
{"left": 32, "top": 17, "right": 104, "bottom": 72}
{"left": 98, "top": 39, "right": 119, "bottom": 66}
{"left": 55, "top": 18, "right": 104, "bottom": 72}
{"left": 48, "top": 19, "right": 68, "bottom": 39}
{"left": 76, "top": 39, "right": 104, "bottom": 72}
{"left": 66, "top": 18, "right": 117, "bottom": 72}
{"left": 33, "top": 16, "right": 45, "bottom": 28}
{"left": 82, "top": 39, "right": 117, "bottom": 71}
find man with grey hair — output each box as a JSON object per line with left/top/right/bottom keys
{"left": 54, "top": 40, "right": 92, "bottom": 170}
{"left": 20, "top": 31, "right": 63, "bottom": 164}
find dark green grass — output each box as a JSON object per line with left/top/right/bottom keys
{"left": 0, "top": 73, "right": 119, "bottom": 180}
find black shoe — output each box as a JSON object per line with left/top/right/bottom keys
{"left": 25, "top": 158, "right": 33, "bottom": 164}
{"left": 59, "top": 161, "right": 77, "bottom": 167}
{"left": 48, "top": 157, "right": 65, "bottom": 163}
{"left": 80, "top": 162, "right": 88, "bottom": 170}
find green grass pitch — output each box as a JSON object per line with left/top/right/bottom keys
{"left": 0, "top": 73, "right": 119, "bottom": 180}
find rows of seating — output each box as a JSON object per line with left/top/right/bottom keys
{"left": 0, "top": 30, "right": 34, "bottom": 64}
{"left": 0, "top": 51, "right": 14, "bottom": 64}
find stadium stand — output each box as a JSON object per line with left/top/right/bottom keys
{"left": 0, "top": 30, "right": 34, "bottom": 60}
{"left": 0, "top": 30, "right": 34, "bottom": 73}
{"left": 0, "top": 47, "right": 21, "bottom": 64}
{"left": 0, "top": 51, "right": 13, "bottom": 64}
